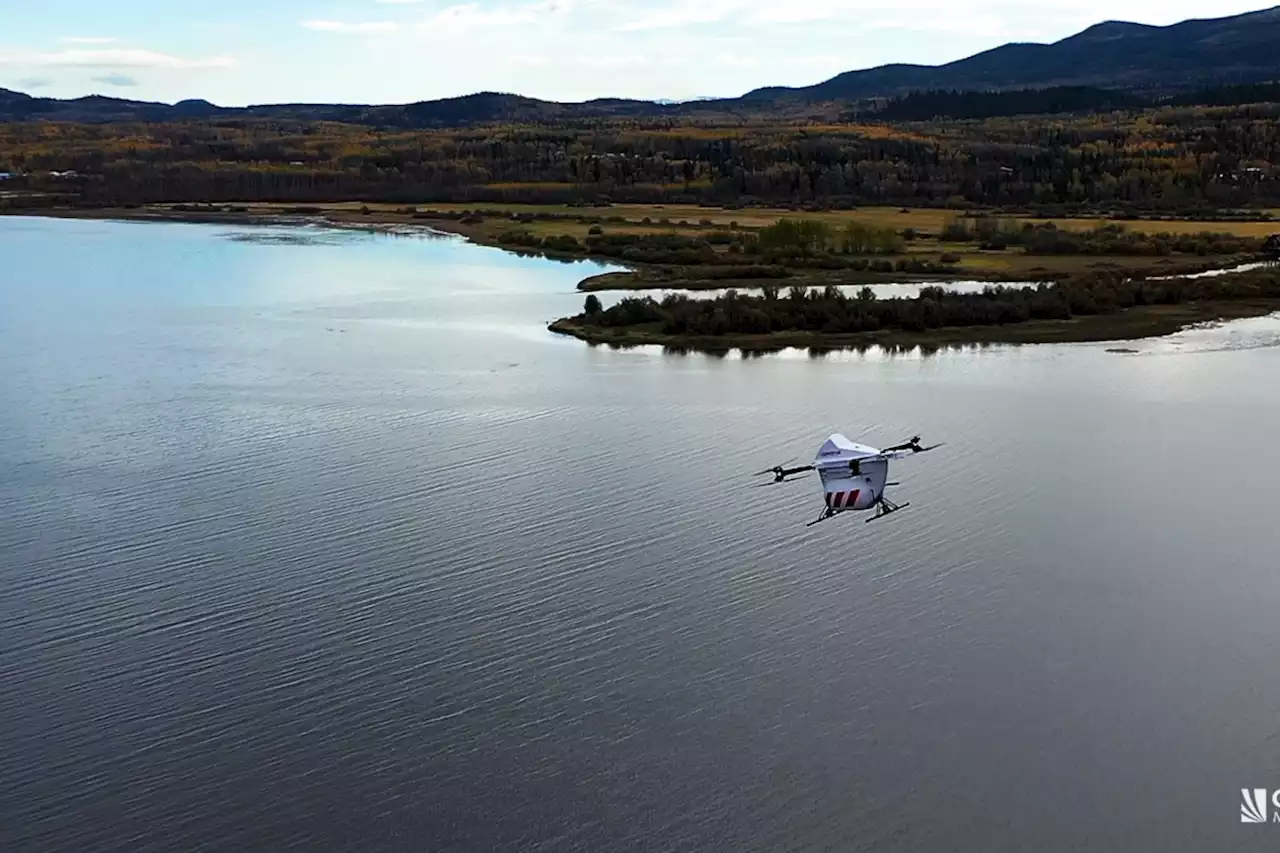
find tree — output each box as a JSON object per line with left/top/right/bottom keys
{"left": 583, "top": 294, "right": 603, "bottom": 316}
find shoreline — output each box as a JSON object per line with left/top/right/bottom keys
{"left": 6, "top": 203, "right": 1258, "bottom": 295}
{"left": 4, "top": 204, "right": 1023, "bottom": 291}
{"left": 0, "top": 204, "right": 469, "bottom": 238}
{"left": 9, "top": 204, "right": 1278, "bottom": 350}
{"left": 0, "top": 203, "right": 636, "bottom": 263}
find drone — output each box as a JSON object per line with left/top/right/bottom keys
{"left": 754, "top": 433, "right": 943, "bottom": 527}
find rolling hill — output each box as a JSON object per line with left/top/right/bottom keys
{"left": 3, "top": 6, "right": 1280, "bottom": 126}
{"left": 746, "top": 6, "right": 1280, "bottom": 101}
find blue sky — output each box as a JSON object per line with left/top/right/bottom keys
{"left": 1, "top": 0, "right": 1274, "bottom": 105}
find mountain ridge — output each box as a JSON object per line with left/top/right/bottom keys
{"left": 4, "top": 6, "right": 1280, "bottom": 126}
{"left": 748, "top": 5, "right": 1280, "bottom": 101}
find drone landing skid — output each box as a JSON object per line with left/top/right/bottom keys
{"left": 866, "top": 498, "right": 910, "bottom": 524}
{"left": 805, "top": 508, "right": 837, "bottom": 528}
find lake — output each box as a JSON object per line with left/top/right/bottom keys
{"left": 3, "top": 215, "right": 1280, "bottom": 852}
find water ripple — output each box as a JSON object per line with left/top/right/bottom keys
{"left": 4, "top": 216, "right": 1280, "bottom": 853}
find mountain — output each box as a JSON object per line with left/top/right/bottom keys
{"left": 746, "top": 6, "right": 1280, "bottom": 101}
{"left": 4, "top": 6, "right": 1280, "bottom": 127}
{"left": 0, "top": 87, "right": 767, "bottom": 127}
{"left": 0, "top": 87, "right": 678, "bottom": 125}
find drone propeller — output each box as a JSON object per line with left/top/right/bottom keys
{"left": 751, "top": 473, "right": 810, "bottom": 487}
{"left": 751, "top": 462, "right": 815, "bottom": 483}
{"left": 883, "top": 435, "right": 944, "bottom": 454}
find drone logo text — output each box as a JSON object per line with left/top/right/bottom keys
{"left": 1241, "top": 789, "right": 1280, "bottom": 823}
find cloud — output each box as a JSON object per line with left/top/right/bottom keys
{"left": 0, "top": 49, "right": 237, "bottom": 69}
{"left": 420, "top": 1, "right": 573, "bottom": 32}
{"left": 92, "top": 73, "right": 139, "bottom": 87}
{"left": 608, "top": 0, "right": 1097, "bottom": 33}
{"left": 302, "top": 20, "right": 400, "bottom": 34}
{"left": 616, "top": 0, "right": 742, "bottom": 31}
{"left": 609, "top": 0, "right": 1270, "bottom": 38}
{"left": 733, "top": 0, "right": 1029, "bottom": 37}
{"left": 61, "top": 37, "right": 118, "bottom": 45}
{"left": 14, "top": 76, "right": 53, "bottom": 89}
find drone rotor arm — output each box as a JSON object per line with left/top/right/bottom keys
{"left": 751, "top": 462, "right": 814, "bottom": 483}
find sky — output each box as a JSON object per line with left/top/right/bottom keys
{"left": 1, "top": 0, "right": 1276, "bottom": 106}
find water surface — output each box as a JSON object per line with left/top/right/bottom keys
{"left": 3, "top": 216, "right": 1280, "bottom": 852}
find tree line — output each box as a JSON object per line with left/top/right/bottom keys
{"left": 4, "top": 99, "right": 1280, "bottom": 210}
{"left": 573, "top": 267, "right": 1280, "bottom": 336}
{"left": 868, "top": 86, "right": 1145, "bottom": 121}
{"left": 495, "top": 225, "right": 960, "bottom": 276}
{"left": 864, "top": 81, "right": 1280, "bottom": 121}
{"left": 940, "top": 216, "right": 1262, "bottom": 255}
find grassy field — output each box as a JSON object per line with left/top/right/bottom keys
{"left": 29, "top": 198, "right": 1277, "bottom": 242}
{"left": 236, "top": 200, "right": 1280, "bottom": 238}
{"left": 10, "top": 200, "right": 1269, "bottom": 290}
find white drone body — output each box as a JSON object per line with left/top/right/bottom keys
{"left": 815, "top": 433, "right": 891, "bottom": 513}
{"left": 756, "top": 432, "right": 943, "bottom": 527}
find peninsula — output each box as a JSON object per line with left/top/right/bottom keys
{"left": 548, "top": 265, "right": 1280, "bottom": 352}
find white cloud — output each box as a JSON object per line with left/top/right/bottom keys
{"left": 614, "top": 0, "right": 1257, "bottom": 34}
{"left": 302, "top": 20, "right": 400, "bottom": 34}
{"left": 615, "top": 0, "right": 743, "bottom": 31}
{"left": 60, "top": 37, "right": 118, "bottom": 45}
{"left": 419, "top": 1, "right": 572, "bottom": 32}
{"left": 0, "top": 49, "right": 237, "bottom": 69}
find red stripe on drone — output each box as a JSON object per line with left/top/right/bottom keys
{"left": 827, "top": 490, "right": 860, "bottom": 509}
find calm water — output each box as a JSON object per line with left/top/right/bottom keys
{"left": 4, "top": 216, "right": 1280, "bottom": 852}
